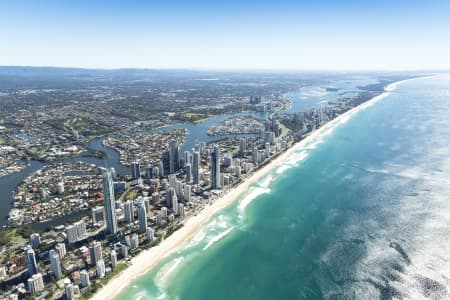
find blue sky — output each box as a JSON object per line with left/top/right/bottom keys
{"left": 1, "top": 0, "right": 450, "bottom": 70}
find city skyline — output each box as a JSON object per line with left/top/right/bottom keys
{"left": 1, "top": 0, "right": 450, "bottom": 70}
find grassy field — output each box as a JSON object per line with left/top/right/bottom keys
{"left": 184, "top": 112, "right": 214, "bottom": 123}
{"left": 46, "top": 117, "right": 115, "bottom": 136}
{"left": 0, "top": 136, "right": 5, "bottom": 145}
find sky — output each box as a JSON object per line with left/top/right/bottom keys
{"left": 1, "top": 0, "right": 450, "bottom": 70}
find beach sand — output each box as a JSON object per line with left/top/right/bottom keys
{"left": 91, "top": 81, "right": 406, "bottom": 300}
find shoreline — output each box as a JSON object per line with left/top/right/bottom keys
{"left": 90, "top": 79, "right": 411, "bottom": 300}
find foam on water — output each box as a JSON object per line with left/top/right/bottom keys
{"left": 238, "top": 187, "right": 271, "bottom": 212}
{"left": 258, "top": 175, "right": 273, "bottom": 188}
{"left": 276, "top": 164, "right": 292, "bottom": 174}
{"left": 203, "top": 227, "right": 234, "bottom": 251}
{"left": 154, "top": 257, "right": 185, "bottom": 288}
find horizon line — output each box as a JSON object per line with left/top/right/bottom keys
{"left": 0, "top": 64, "right": 448, "bottom": 73}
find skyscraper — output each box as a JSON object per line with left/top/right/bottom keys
{"left": 137, "top": 201, "right": 147, "bottom": 234}
{"left": 123, "top": 200, "right": 134, "bottom": 224}
{"left": 239, "top": 138, "right": 246, "bottom": 158}
{"left": 145, "top": 164, "right": 153, "bottom": 180}
{"left": 166, "top": 187, "right": 178, "bottom": 214}
{"left": 49, "top": 250, "right": 62, "bottom": 279}
{"left": 110, "top": 250, "right": 117, "bottom": 270}
{"left": 185, "top": 163, "right": 192, "bottom": 183}
{"left": 193, "top": 151, "right": 200, "bottom": 184}
{"left": 27, "top": 273, "right": 44, "bottom": 295}
{"left": 131, "top": 161, "right": 141, "bottom": 179}
{"left": 89, "top": 241, "right": 102, "bottom": 266}
{"left": 25, "top": 246, "right": 38, "bottom": 276}
{"left": 64, "top": 279, "right": 74, "bottom": 300}
{"left": 30, "top": 233, "right": 41, "bottom": 249}
{"left": 161, "top": 149, "right": 170, "bottom": 177}
{"left": 80, "top": 269, "right": 90, "bottom": 288}
{"left": 169, "top": 139, "right": 180, "bottom": 173}
{"left": 103, "top": 169, "right": 118, "bottom": 235}
{"left": 146, "top": 227, "right": 155, "bottom": 242}
{"left": 210, "top": 145, "right": 221, "bottom": 189}
{"left": 96, "top": 259, "right": 106, "bottom": 278}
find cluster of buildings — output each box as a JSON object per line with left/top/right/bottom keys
{"left": 8, "top": 162, "right": 104, "bottom": 226}
{"left": 103, "top": 129, "right": 186, "bottom": 167}
{"left": 207, "top": 115, "right": 265, "bottom": 136}
{"left": 0, "top": 111, "right": 292, "bottom": 299}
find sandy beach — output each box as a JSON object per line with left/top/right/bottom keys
{"left": 91, "top": 81, "right": 406, "bottom": 300}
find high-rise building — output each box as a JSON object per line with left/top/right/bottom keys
{"left": 184, "top": 184, "right": 191, "bottom": 201}
{"left": 161, "top": 149, "right": 170, "bottom": 177}
{"left": 103, "top": 169, "right": 118, "bottom": 235}
{"left": 123, "top": 200, "right": 134, "bottom": 224}
{"left": 130, "top": 233, "right": 139, "bottom": 250}
{"left": 146, "top": 227, "right": 155, "bottom": 242}
{"left": 193, "top": 151, "right": 200, "bottom": 184}
{"left": 91, "top": 206, "right": 105, "bottom": 224}
{"left": 178, "top": 203, "right": 185, "bottom": 218}
{"left": 27, "top": 273, "right": 44, "bottom": 295}
{"left": 89, "top": 241, "right": 102, "bottom": 266}
{"left": 265, "top": 142, "right": 271, "bottom": 158}
{"left": 96, "top": 259, "right": 106, "bottom": 279}
{"left": 239, "top": 138, "right": 246, "bottom": 157}
{"left": 166, "top": 187, "right": 178, "bottom": 213}
{"left": 160, "top": 207, "right": 168, "bottom": 218}
{"left": 131, "top": 161, "right": 141, "bottom": 179}
{"left": 110, "top": 250, "right": 117, "bottom": 270}
{"left": 30, "top": 233, "right": 41, "bottom": 249}
{"left": 185, "top": 163, "right": 192, "bottom": 183}
{"left": 210, "top": 145, "right": 221, "bottom": 189}
{"left": 66, "top": 225, "right": 78, "bottom": 244}
{"left": 64, "top": 279, "right": 74, "bottom": 300}
{"left": 145, "top": 164, "right": 153, "bottom": 180}
{"left": 120, "top": 244, "right": 128, "bottom": 258}
{"left": 74, "top": 220, "right": 86, "bottom": 239}
{"left": 137, "top": 201, "right": 147, "bottom": 234}
{"left": 25, "top": 246, "right": 38, "bottom": 276}
{"left": 169, "top": 139, "right": 180, "bottom": 173}
{"left": 49, "top": 250, "right": 62, "bottom": 279}
{"left": 55, "top": 243, "right": 66, "bottom": 259}
{"left": 80, "top": 269, "right": 90, "bottom": 288}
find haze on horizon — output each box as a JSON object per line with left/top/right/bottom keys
{"left": 1, "top": 0, "right": 450, "bottom": 71}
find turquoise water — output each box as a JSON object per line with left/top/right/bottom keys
{"left": 116, "top": 75, "right": 450, "bottom": 300}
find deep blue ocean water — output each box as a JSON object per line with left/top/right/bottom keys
{"left": 116, "top": 75, "right": 450, "bottom": 300}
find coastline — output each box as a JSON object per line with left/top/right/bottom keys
{"left": 90, "top": 79, "right": 410, "bottom": 300}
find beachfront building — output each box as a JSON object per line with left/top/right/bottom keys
{"left": 111, "top": 250, "right": 117, "bottom": 270}
{"left": 80, "top": 269, "right": 90, "bottom": 288}
{"left": 146, "top": 227, "right": 155, "bottom": 242}
{"left": 210, "top": 145, "right": 221, "bottom": 189}
{"left": 103, "top": 169, "right": 118, "bottom": 235}
{"left": 96, "top": 259, "right": 106, "bottom": 279}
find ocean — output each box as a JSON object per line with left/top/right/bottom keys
{"left": 115, "top": 75, "right": 450, "bottom": 300}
